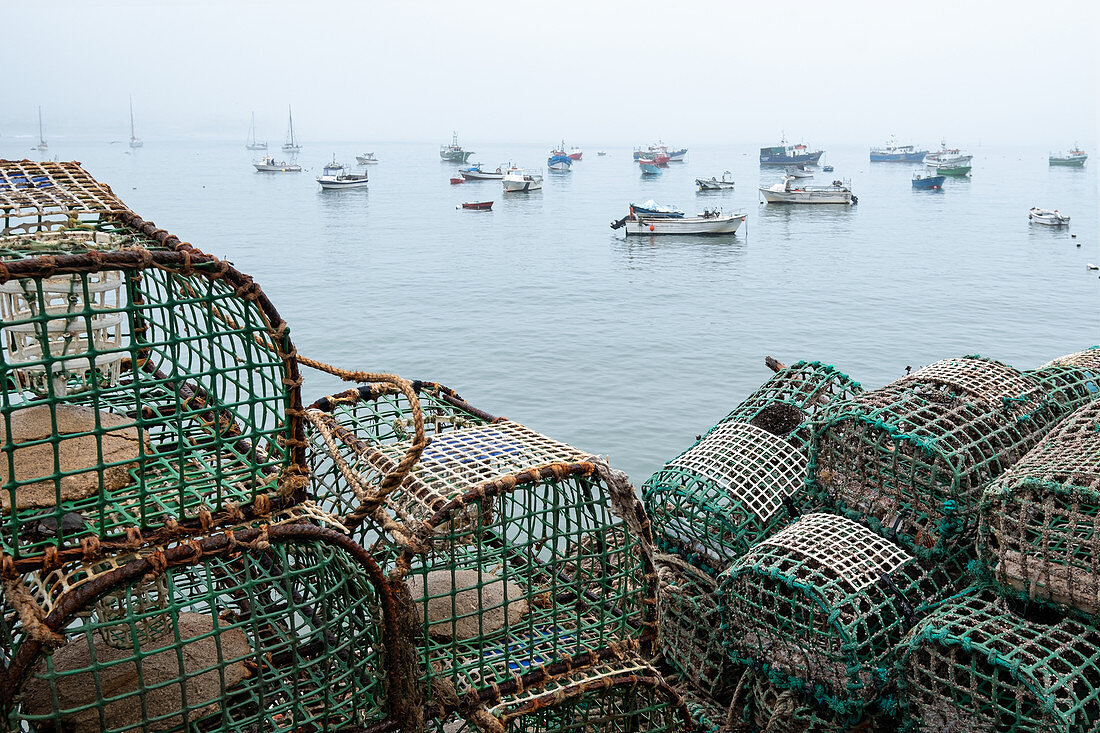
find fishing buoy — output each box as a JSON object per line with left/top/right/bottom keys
{"left": 1087, "top": 264, "right": 1098, "bottom": 271}
{"left": 1072, "top": 234, "right": 1077, "bottom": 238}
{"left": 649, "top": 224, "right": 655, "bottom": 231}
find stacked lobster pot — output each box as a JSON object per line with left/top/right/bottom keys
{"left": 895, "top": 371, "right": 1100, "bottom": 730}
{"left": 721, "top": 356, "right": 1069, "bottom": 723}
{"left": 305, "top": 381, "right": 691, "bottom": 732}
{"left": 641, "top": 360, "right": 862, "bottom": 727}
{"left": 0, "top": 160, "right": 392, "bottom": 731}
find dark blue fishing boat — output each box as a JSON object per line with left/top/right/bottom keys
{"left": 912, "top": 171, "right": 945, "bottom": 190}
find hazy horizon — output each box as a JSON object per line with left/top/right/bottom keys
{"left": 4, "top": 0, "right": 1098, "bottom": 149}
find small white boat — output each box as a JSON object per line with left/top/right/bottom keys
{"left": 784, "top": 165, "right": 813, "bottom": 179}
{"left": 760, "top": 176, "right": 856, "bottom": 204}
{"left": 503, "top": 168, "right": 543, "bottom": 192}
{"left": 316, "top": 157, "right": 368, "bottom": 189}
{"left": 1029, "top": 207, "right": 1070, "bottom": 226}
{"left": 696, "top": 172, "right": 735, "bottom": 190}
{"left": 253, "top": 155, "right": 302, "bottom": 172}
{"left": 356, "top": 152, "right": 379, "bottom": 165}
{"left": 246, "top": 112, "right": 267, "bottom": 150}
{"left": 128, "top": 96, "right": 143, "bottom": 149}
{"left": 461, "top": 163, "right": 504, "bottom": 180}
{"left": 614, "top": 208, "right": 747, "bottom": 236}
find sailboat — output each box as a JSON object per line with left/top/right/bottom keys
{"left": 246, "top": 112, "right": 267, "bottom": 150}
{"left": 128, "top": 96, "right": 143, "bottom": 148}
{"left": 282, "top": 106, "right": 301, "bottom": 153}
{"left": 36, "top": 107, "right": 48, "bottom": 152}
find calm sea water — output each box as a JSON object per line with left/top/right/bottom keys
{"left": 4, "top": 138, "right": 1097, "bottom": 483}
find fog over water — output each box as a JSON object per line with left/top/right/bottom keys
{"left": 3, "top": 0, "right": 1097, "bottom": 147}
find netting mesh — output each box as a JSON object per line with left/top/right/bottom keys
{"left": 744, "top": 670, "right": 868, "bottom": 732}
{"left": 305, "top": 384, "right": 658, "bottom": 721}
{"left": 898, "top": 587, "right": 1100, "bottom": 732}
{"left": 2, "top": 530, "right": 387, "bottom": 731}
{"left": 0, "top": 160, "right": 134, "bottom": 238}
{"left": 643, "top": 361, "right": 861, "bottom": 573}
{"left": 978, "top": 398, "right": 1100, "bottom": 616}
{"left": 655, "top": 557, "right": 736, "bottom": 700}
{"left": 719, "top": 513, "right": 970, "bottom": 713}
{"left": 0, "top": 250, "right": 305, "bottom": 562}
{"left": 1025, "top": 346, "right": 1100, "bottom": 413}
{"left": 811, "top": 356, "right": 1063, "bottom": 558}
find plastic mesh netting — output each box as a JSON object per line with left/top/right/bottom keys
{"left": 898, "top": 587, "right": 1100, "bottom": 732}
{"left": 1, "top": 526, "right": 388, "bottom": 731}
{"left": 811, "top": 356, "right": 1063, "bottom": 558}
{"left": 643, "top": 361, "right": 862, "bottom": 574}
{"left": 1025, "top": 346, "right": 1100, "bottom": 413}
{"left": 719, "top": 512, "right": 970, "bottom": 713}
{"left": 978, "top": 398, "right": 1100, "bottom": 616}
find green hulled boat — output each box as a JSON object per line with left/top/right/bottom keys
{"left": 937, "top": 164, "right": 971, "bottom": 177}
{"left": 1049, "top": 145, "right": 1087, "bottom": 166}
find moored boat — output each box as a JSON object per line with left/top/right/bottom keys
{"left": 935, "top": 163, "right": 971, "bottom": 177}
{"left": 547, "top": 154, "right": 573, "bottom": 171}
{"left": 282, "top": 106, "right": 302, "bottom": 153}
{"left": 760, "top": 176, "right": 856, "bottom": 204}
{"left": 638, "top": 159, "right": 662, "bottom": 175}
{"left": 633, "top": 141, "right": 686, "bottom": 162}
{"left": 760, "top": 137, "right": 823, "bottom": 165}
{"left": 315, "top": 157, "right": 368, "bottom": 189}
{"left": 784, "top": 165, "right": 814, "bottom": 178}
{"left": 822, "top": 164, "right": 834, "bottom": 172}
{"left": 36, "top": 106, "right": 47, "bottom": 152}
{"left": 440, "top": 132, "right": 474, "bottom": 162}
{"left": 502, "top": 168, "right": 543, "bottom": 192}
{"left": 461, "top": 201, "right": 493, "bottom": 210}
{"left": 356, "top": 152, "right": 379, "bottom": 165}
{"left": 596, "top": 151, "right": 607, "bottom": 156}
{"left": 696, "top": 171, "right": 735, "bottom": 190}
{"left": 612, "top": 207, "right": 746, "bottom": 235}
{"left": 870, "top": 136, "right": 927, "bottom": 162}
{"left": 1049, "top": 145, "right": 1087, "bottom": 167}
{"left": 450, "top": 175, "right": 465, "bottom": 184}
{"left": 128, "top": 96, "right": 143, "bottom": 149}
{"left": 253, "top": 155, "right": 302, "bottom": 172}
{"left": 568, "top": 147, "right": 583, "bottom": 160}
{"left": 246, "top": 112, "right": 267, "bottom": 150}
{"left": 460, "top": 163, "right": 504, "bottom": 180}
{"left": 923, "top": 140, "right": 971, "bottom": 166}
{"left": 1029, "top": 207, "right": 1070, "bottom": 225}
{"left": 912, "top": 170, "right": 945, "bottom": 189}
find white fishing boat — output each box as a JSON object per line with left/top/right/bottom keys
{"left": 355, "top": 152, "right": 379, "bottom": 165}
{"left": 461, "top": 163, "right": 504, "bottom": 180}
{"left": 282, "top": 106, "right": 302, "bottom": 153}
{"left": 784, "top": 165, "right": 813, "bottom": 179}
{"left": 246, "top": 112, "right": 267, "bottom": 150}
{"left": 760, "top": 176, "right": 857, "bottom": 204}
{"left": 36, "top": 107, "right": 47, "bottom": 152}
{"left": 924, "top": 140, "right": 971, "bottom": 166}
{"left": 696, "top": 172, "right": 735, "bottom": 190}
{"left": 1029, "top": 207, "right": 1070, "bottom": 226}
{"left": 613, "top": 208, "right": 747, "bottom": 235}
{"left": 316, "top": 157, "right": 368, "bottom": 189}
{"left": 127, "top": 96, "right": 143, "bottom": 149}
{"left": 502, "top": 168, "right": 543, "bottom": 192}
{"left": 253, "top": 155, "right": 302, "bottom": 172}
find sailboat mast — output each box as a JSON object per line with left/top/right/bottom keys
{"left": 288, "top": 106, "right": 295, "bottom": 146}
{"left": 129, "top": 96, "right": 135, "bottom": 140}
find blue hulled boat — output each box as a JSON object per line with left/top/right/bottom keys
{"left": 759, "top": 138, "right": 824, "bottom": 166}
{"left": 912, "top": 171, "right": 945, "bottom": 189}
{"left": 638, "top": 159, "right": 662, "bottom": 175}
{"left": 871, "top": 136, "right": 929, "bottom": 162}
{"left": 548, "top": 154, "right": 573, "bottom": 171}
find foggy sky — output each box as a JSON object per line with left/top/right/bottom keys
{"left": 3, "top": 0, "right": 1097, "bottom": 147}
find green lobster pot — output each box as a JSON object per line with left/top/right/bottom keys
{"left": 743, "top": 669, "right": 876, "bottom": 732}
{"left": 0, "top": 161, "right": 308, "bottom": 565}
{"left": 898, "top": 587, "right": 1100, "bottom": 732}
{"left": 1024, "top": 346, "right": 1100, "bottom": 413}
{"left": 978, "top": 398, "right": 1100, "bottom": 617}
{"left": 2, "top": 525, "right": 389, "bottom": 732}
{"left": 718, "top": 512, "right": 969, "bottom": 714}
{"left": 644, "top": 360, "right": 862, "bottom": 572}
{"left": 305, "top": 383, "right": 661, "bottom": 729}
{"left": 811, "top": 356, "right": 1064, "bottom": 558}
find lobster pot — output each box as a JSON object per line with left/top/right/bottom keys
{"left": 643, "top": 361, "right": 861, "bottom": 573}
{"left": 744, "top": 670, "right": 868, "bottom": 733}
{"left": 812, "top": 356, "right": 1063, "bottom": 558}
{"left": 655, "top": 558, "right": 740, "bottom": 701}
{"left": 898, "top": 587, "right": 1100, "bottom": 732}
{"left": 2, "top": 528, "right": 388, "bottom": 732}
{"left": 305, "top": 383, "right": 658, "bottom": 717}
{"left": 0, "top": 249, "right": 306, "bottom": 561}
{"left": 719, "top": 513, "right": 969, "bottom": 714}
{"left": 978, "top": 399, "right": 1100, "bottom": 616}
{"left": 1025, "top": 346, "right": 1100, "bottom": 413}
{"left": 679, "top": 688, "right": 733, "bottom": 733}
{"left": 426, "top": 660, "right": 691, "bottom": 732}
{"left": 0, "top": 272, "right": 127, "bottom": 396}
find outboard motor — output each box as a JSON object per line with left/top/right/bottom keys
{"left": 610, "top": 215, "right": 629, "bottom": 230}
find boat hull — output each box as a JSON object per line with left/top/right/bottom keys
{"left": 759, "top": 187, "right": 852, "bottom": 204}
{"left": 760, "top": 151, "right": 823, "bottom": 166}
{"left": 696, "top": 178, "right": 734, "bottom": 190}
{"left": 254, "top": 163, "right": 302, "bottom": 172}
{"left": 912, "top": 176, "right": 945, "bottom": 189}
{"left": 461, "top": 201, "right": 493, "bottom": 210}
{"left": 441, "top": 151, "right": 474, "bottom": 162}
{"left": 639, "top": 162, "right": 661, "bottom": 175}
{"left": 247, "top": 143, "right": 268, "bottom": 151}
{"left": 503, "top": 180, "right": 542, "bottom": 192}
{"left": 625, "top": 214, "right": 745, "bottom": 235}
{"left": 318, "top": 178, "right": 368, "bottom": 189}
{"left": 461, "top": 170, "right": 504, "bottom": 180}
{"left": 1049, "top": 156, "right": 1087, "bottom": 167}
{"left": 870, "top": 151, "right": 927, "bottom": 162}
{"left": 356, "top": 156, "right": 379, "bottom": 165}
{"left": 1029, "top": 208, "right": 1070, "bottom": 225}
{"left": 936, "top": 166, "right": 971, "bottom": 177}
